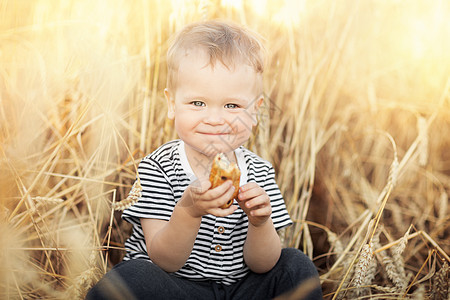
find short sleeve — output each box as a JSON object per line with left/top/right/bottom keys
{"left": 264, "top": 165, "right": 293, "bottom": 230}
{"left": 121, "top": 157, "right": 175, "bottom": 227}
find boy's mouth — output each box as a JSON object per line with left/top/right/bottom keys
{"left": 198, "top": 131, "right": 231, "bottom": 135}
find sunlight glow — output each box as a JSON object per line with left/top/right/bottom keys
{"left": 272, "top": 0, "right": 306, "bottom": 27}
{"left": 393, "top": 3, "right": 449, "bottom": 62}
{"left": 408, "top": 19, "right": 428, "bottom": 60}
{"left": 221, "top": 0, "right": 243, "bottom": 10}
{"left": 250, "top": 0, "right": 267, "bottom": 17}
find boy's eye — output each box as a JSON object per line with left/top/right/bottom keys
{"left": 191, "top": 101, "right": 205, "bottom": 107}
{"left": 225, "top": 103, "right": 239, "bottom": 109}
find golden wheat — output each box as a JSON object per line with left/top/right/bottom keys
{"left": 353, "top": 244, "right": 374, "bottom": 289}
{"left": 113, "top": 179, "right": 142, "bottom": 211}
{"left": 1, "top": 0, "right": 449, "bottom": 299}
{"left": 431, "top": 261, "right": 449, "bottom": 300}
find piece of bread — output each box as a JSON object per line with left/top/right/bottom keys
{"left": 209, "top": 153, "right": 240, "bottom": 209}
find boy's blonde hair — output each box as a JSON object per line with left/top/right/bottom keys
{"left": 166, "top": 20, "right": 265, "bottom": 91}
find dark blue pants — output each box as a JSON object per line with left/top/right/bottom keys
{"left": 86, "top": 248, "right": 323, "bottom": 300}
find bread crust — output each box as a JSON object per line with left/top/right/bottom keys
{"left": 209, "top": 153, "right": 240, "bottom": 208}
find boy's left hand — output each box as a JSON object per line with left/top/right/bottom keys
{"left": 237, "top": 182, "right": 272, "bottom": 227}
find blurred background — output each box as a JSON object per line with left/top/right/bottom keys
{"left": 1, "top": 0, "right": 449, "bottom": 298}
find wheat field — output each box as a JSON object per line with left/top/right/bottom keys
{"left": 0, "top": 0, "right": 449, "bottom": 299}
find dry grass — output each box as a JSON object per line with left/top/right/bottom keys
{"left": 1, "top": 0, "right": 449, "bottom": 299}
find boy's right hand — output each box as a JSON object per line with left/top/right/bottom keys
{"left": 179, "top": 179, "right": 237, "bottom": 218}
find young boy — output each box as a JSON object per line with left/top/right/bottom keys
{"left": 87, "top": 20, "right": 322, "bottom": 300}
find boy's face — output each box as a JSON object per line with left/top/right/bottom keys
{"left": 165, "top": 48, "right": 263, "bottom": 159}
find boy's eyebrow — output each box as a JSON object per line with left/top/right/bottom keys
{"left": 181, "top": 93, "right": 253, "bottom": 103}
{"left": 181, "top": 94, "right": 208, "bottom": 101}
{"left": 223, "top": 96, "right": 253, "bottom": 103}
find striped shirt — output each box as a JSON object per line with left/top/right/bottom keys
{"left": 122, "top": 140, "right": 292, "bottom": 285}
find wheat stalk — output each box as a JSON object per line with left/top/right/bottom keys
{"left": 32, "top": 196, "right": 64, "bottom": 205}
{"left": 416, "top": 116, "right": 428, "bottom": 167}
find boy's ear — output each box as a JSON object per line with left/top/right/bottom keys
{"left": 255, "top": 95, "right": 264, "bottom": 109}
{"left": 251, "top": 95, "right": 264, "bottom": 126}
{"left": 165, "top": 88, "right": 175, "bottom": 120}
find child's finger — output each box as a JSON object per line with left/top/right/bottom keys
{"left": 238, "top": 184, "right": 264, "bottom": 201}
{"left": 209, "top": 204, "right": 238, "bottom": 217}
{"left": 190, "top": 179, "right": 212, "bottom": 194}
{"left": 238, "top": 182, "right": 259, "bottom": 193}
{"left": 244, "top": 194, "right": 270, "bottom": 210}
{"left": 207, "top": 180, "right": 233, "bottom": 199}
{"left": 249, "top": 204, "right": 272, "bottom": 217}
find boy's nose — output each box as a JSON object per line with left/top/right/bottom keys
{"left": 203, "top": 109, "right": 225, "bottom": 125}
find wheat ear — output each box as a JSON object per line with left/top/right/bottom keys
{"left": 113, "top": 179, "right": 142, "bottom": 211}
{"left": 431, "top": 261, "right": 449, "bottom": 300}
{"left": 353, "top": 243, "right": 374, "bottom": 289}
